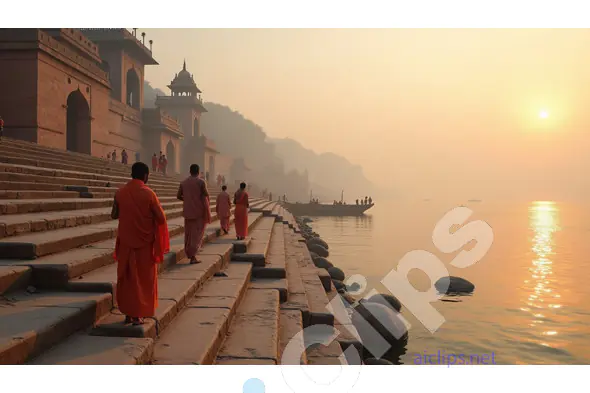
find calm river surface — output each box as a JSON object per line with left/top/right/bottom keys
{"left": 306, "top": 199, "right": 590, "bottom": 365}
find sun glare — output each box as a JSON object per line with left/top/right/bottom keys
{"left": 539, "top": 110, "right": 549, "bottom": 119}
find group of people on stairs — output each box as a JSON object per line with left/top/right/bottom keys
{"left": 110, "top": 162, "right": 250, "bottom": 326}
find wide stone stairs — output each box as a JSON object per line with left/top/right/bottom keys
{"left": 0, "top": 138, "right": 356, "bottom": 365}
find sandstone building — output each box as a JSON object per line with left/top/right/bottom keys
{"left": 0, "top": 28, "right": 218, "bottom": 176}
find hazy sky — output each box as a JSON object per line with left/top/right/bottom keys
{"left": 143, "top": 29, "right": 590, "bottom": 201}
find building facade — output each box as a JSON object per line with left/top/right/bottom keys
{"left": 0, "top": 28, "right": 216, "bottom": 176}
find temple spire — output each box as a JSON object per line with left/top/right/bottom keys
{"left": 183, "top": 59, "right": 186, "bottom": 71}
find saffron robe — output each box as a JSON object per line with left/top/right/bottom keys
{"left": 216, "top": 191, "right": 231, "bottom": 232}
{"left": 151, "top": 156, "right": 158, "bottom": 172}
{"left": 179, "top": 176, "right": 211, "bottom": 258}
{"left": 234, "top": 190, "right": 249, "bottom": 238}
{"left": 113, "top": 179, "right": 169, "bottom": 318}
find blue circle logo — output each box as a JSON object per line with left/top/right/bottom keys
{"left": 243, "top": 378, "right": 265, "bottom": 393}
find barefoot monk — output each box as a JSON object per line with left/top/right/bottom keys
{"left": 111, "top": 162, "right": 169, "bottom": 325}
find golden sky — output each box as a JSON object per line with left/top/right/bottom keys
{"left": 143, "top": 29, "right": 590, "bottom": 201}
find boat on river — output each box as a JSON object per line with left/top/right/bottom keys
{"left": 280, "top": 201, "right": 374, "bottom": 217}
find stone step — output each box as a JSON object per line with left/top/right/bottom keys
{"left": 66, "top": 220, "right": 236, "bottom": 295}
{"left": 210, "top": 212, "right": 264, "bottom": 254}
{"left": 0, "top": 291, "right": 112, "bottom": 364}
{"left": 0, "top": 201, "right": 266, "bottom": 290}
{"left": 250, "top": 278, "right": 288, "bottom": 303}
{"left": 0, "top": 266, "right": 32, "bottom": 295}
{"left": 0, "top": 200, "right": 185, "bottom": 239}
{"left": 0, "top": 162, "right": 182, "bottom": 189}
{"left": 152, "top": 263, "right": 252, "bottom": 365}
{"left": 231, "top": 216, "right": 276, "bottom": 267}
{"left": 0, "top": 189, "right": 80, "bottom": 200}
{"left": 251, "top": 223, "right": 286, "bottom": 279}
{"left": 281, "top": 225, "right": 311, "bottom": 326}
{"left": 0, "top": 141, "right": 179, "bottom": 176}
{"left": 0, "top": 138, "right": 182, "bottom": 181}
{"left": 28, "top": 335, "right": 154, "bottom": 365}
{"left": 283, "top": 232, "right": 334, "bottom": 326}
{"left": 278, "top": 309, "right": 307, "bottom": 365}
{"left": 249, "top": 200, "right": 275, "bottom": 213}
{"left": 0, "top": 211, "right": 189, "bottom": 260}
{"left": 215, "top": 288, "right": 280, "bottom": 365}
{"left": 0, "top": 171, "right": 179, "bottom": 192}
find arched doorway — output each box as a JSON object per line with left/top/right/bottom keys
{"left": 166, "top": 141, "right": 176, "bottom": 174}
{"left": 66, "top": 90, "right": 91, "bottom": 154}
{"left": 126, "top": 68, "right": 140, "bottom": 109}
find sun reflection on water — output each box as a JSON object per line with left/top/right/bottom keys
{"left": 525, "top": 201, "right": 562, "bottom": 342}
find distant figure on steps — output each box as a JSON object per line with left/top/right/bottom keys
{"left": 0, "top": 116, "right": 4, "bottom": 140}
{"left": 121, "top": 149, "right": 128, "bottom": 164}
{"left": 161, "top": 155, "right": 168, "bottom": 175}
{"left": 151, "top": 153, "right": 158, "bottom": 172}
{"left": 216, "top": 185, "right": 232, "bottom": 234}
{"left": 234, "top": 182, "right": 249, "bottom": 240}
{"left": 177, "top": 164, "right": 211, "bottom": 264}
{"left": 158, "top": 151, "right": 163, "bottom": 172}
{"left": 216, "top": 174, "right": 222, "bottom": 188}
{"left": 111, "top": 162, "right": 169, "bottom": 326}
{"left": 112, "top": 149, "right": 117, "bottom": 162}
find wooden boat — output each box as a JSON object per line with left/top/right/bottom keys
{"left": 280, "top": 201, "right": 374, "bottom": 217}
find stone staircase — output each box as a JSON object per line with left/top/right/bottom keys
{"left": 0, "top": 138, "right": 355, "bottom": 365}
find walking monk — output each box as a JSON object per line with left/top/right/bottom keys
{"left": 110, "top": 162, "right": 169, "bottom": 325}
{"left": 233, "top": 182, "right": 249, "bottom": 240}
{"left": 216, "top": 185, "right": 231, "bottom": 234}
{"left": 177, "top": 164, "right": 211, "bottom": 264}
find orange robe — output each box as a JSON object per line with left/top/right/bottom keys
{"left": 234, "top": 190, "right": 249, "bottom": 238}
{"left": 179, "top": 176, "right": 211, "bottom": 259}
{"left": 216, "top": 191, "right": 231, "bottom": 232}
{"left": 113, "top": 179, "right": 169, "bottom": 318}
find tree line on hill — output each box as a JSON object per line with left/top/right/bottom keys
{"left": 144, "top": 81, "right": 375, "bottom": 202}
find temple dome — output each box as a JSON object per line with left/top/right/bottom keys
{"left": 168, "top": 60, "right": 201, "bottom": 93}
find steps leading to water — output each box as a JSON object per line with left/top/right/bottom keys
{"left": 0, "top": 137, "right": 348, "bottom": 365}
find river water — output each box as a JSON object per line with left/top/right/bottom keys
{"left": 305, "top": 199, "right": 590, "bottom": 365}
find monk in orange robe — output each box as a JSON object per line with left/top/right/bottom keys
{"left": 111, "top": 162, "right": 169, "bottom": 325}
{"left": 177, "top": 164, "right": 211, "bottom": 264}
{"left": 233, "top": 182, "right": 249, "bottom": 240}
{"left": 216, "top": 185, "right": 231, "bottom": 234}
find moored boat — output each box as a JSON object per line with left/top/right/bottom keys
{"left": 280, "top": 201, "right": 374, "bottom": 217}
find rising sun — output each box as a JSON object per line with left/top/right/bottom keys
{"left": 539, "top": 110, "right": 549, "bottom": 119}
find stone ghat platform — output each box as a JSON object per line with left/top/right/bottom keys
{"left": 0, "top": 138, "right": 356, "bottom": 365}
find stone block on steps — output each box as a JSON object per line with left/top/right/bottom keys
{"left": 152, "top": 263, "right": 252, "bottom": 365}
{"left": 250, "top": 278, "right": 288, "bottom": 303}
{"left": 216, "top": 289, "right": 279, "bottom": 364}
{"left": 28, "top": 334, "right": 154, "bottom": 365}
{"left": 0, "top": 292, "right": 112, "bottom": 364}
{"left": 0, "top": 266, "right": 31, "bottom": 295}
{"left": 230, "top": 216, "right": 275, "bottom": 266}
{"left": 278, "top": 309, "right": 307, "bottom": 365}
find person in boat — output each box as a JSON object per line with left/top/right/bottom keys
{"left": 177, "top": 164, "right": 211, "bottom": 264}
{"left": 216, "top": 185, "right": 231, "bottom": 235}
{"left": 234, "top": 182, "right": 249, "bottom": 240}
{"left": 356, "top": 199, "right": 359, "bottom": 205}
{"left": 369, "top": 196, "right": 373, "bottom": 204}
{"left": 364, "top": 196, "right": 368, "bottom": 205}
{"left": 111, "top": 162, "right": 169, "bottom": 326}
